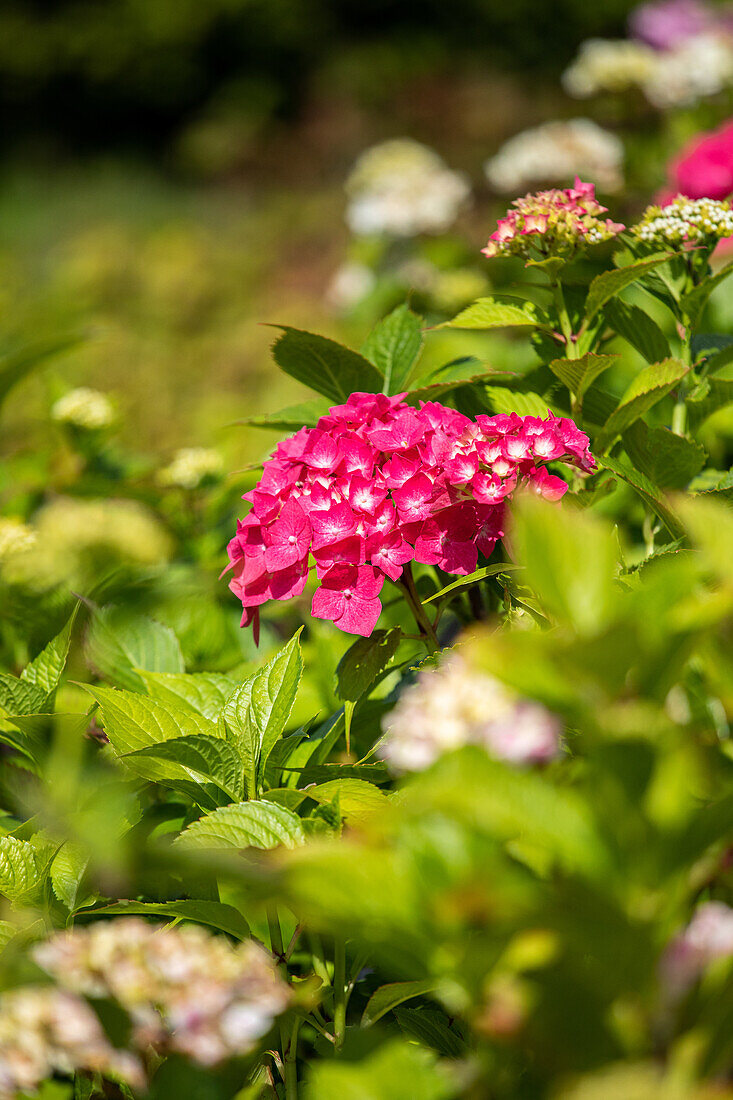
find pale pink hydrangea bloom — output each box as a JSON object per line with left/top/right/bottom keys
{"left": 224, "top": 393, "right": 594, "bottom": 638}
{"left": 379, "top": 651, "right": 561, "bottom": 773}
{"left": 34, "top": 919, "right": 290, "bottom": 1068}
{"left": 661, "top": 901, "right": 733, "bottom": 997}
{"left": 482, "top": 179, "right": 624, "bottom": 261}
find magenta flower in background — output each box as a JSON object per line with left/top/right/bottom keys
{"left": 225, "top": 393, "right": 594, "bottom": 638}
{"left": 668, "top": 119, "right": 733, "bottom": 200}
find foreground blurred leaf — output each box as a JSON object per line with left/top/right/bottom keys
{"left": 0, "top": 331, "right": 84, "bottom": 414}
{"left": 304, "top": 1038, "right": 457, "bottom": 1100}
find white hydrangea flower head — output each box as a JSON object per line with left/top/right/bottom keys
{"left": 380, "top": 651, "right": 561, "bottom": 773}
{"left": 159, "top": 447, "right": 224, "bottom": 490}
{"left": 562, "top": 39, "right": 657, "bottom": 97}
{"left": 51, "top": 387, "right": 115, "bottom": 430}
{"left": 642, "top": 33, "right": 733, "bottom": 106}
{"left": 485, "top": 119, "right": 624, "bottom": 194}
{"left": 345, "top": 138, "right": 470, "bottom": 238}
{"left": 34, "top": 919, "right": 291, "bottom": 1066}
{"left": 631, "top": 196, "right": 733, "bottom": 246}
{"left": 0, "top": 518, "right": 37, "bottom": 563}
{"left": 0, "top": 986, "right": 143, "bottom": 1100}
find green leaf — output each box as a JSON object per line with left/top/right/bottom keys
{"left": 0, "top": 674, "right": 46, "bottom": 719}
{"left": 394, "top": 1007, "right": 467, "bottom": 1057}
{"left": 484, "top": 386, "right": 551, "bottom": 417}
{"left": 124, "top": 734, "right": 244, "bottom": 802}
{"left": 361, "top": 304, "right": 423, "bottom": 394}
{"left": 623, "top": 420, "right": 706, "bottom": 490}
{"left": 599, "top": 455, "right": 685, "bottom": 539}
{"left": 270, "top": 326, "right": 383, "bottom": 403}
{"left": 677, "top": 495, "right": 733, "bottom": 584}
{"left": 584, "top": 253, "right": 673, "bottom": 322}
{"left": 233, "top": 398, "right": 332, "bottom": 431}
{"left": 84, "top": 685, "right": 222, "bottom": 783}
{"left": 595, "top": 358, "right": 688, "bottom": 451}
{"left": 686, "top": 377, "right": 733, "bottom": 429}
{"left": 86, "top": 608, "right": 184, "bottom": 692}
{"left": 175, "top": 800, "right": 305, "bottom": 851}
{"left": 0, "top": 331, "right": 84, "bottom": 414}
{"left": 51, "top": 843, "right": 90, "bottom": 911}
{"left": 84, "top": 899, "right": 250, "bottom": 939}
{"left": 511, "top": 495, "right": 617, "bottom": 634}
{"left": 362, "top": 980, "right": 437, "bottom": 1026}
{"left": 21, "top": 604, "right": 79, "bottom": 701}
{"left": 682, "top": 261, "right": 733, "bottom": 328}
{"left": 423, "top": 563, "right": 522, "bottom": 605}
{"left": 406, "top": 366, "right": 516, "bottom": 404}
{"left": 603, "top": 298, "right": 671, "bottom": 363}
{"left": 548, "top": 354, "right": 618, "bottom": 398}
{"left": 689, "top": 468, "right": 733, "bottom": 499}
{"left": 222, "top": 630, "right": 303, "bottom": 798}
{"left": 305, "top": 779, "right": 388, "bottom": 823}
{"left": 140, "top": 670, "right": 238, "bottom": 721}
{"left": 0, "top": 835, "right": 48, "bottom": 903}
{"left": 336, "top": 629, "right": 401, "bottom": 704}
{"left": 304, "top": 1038, "right": 455, "bottom": 1100}
{"left": 442, "top": 295, "right": 544, "bottom": 330}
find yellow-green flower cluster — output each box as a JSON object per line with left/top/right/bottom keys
{"left": 630, "top": 196, "right": 733, "bottom": 246}
{"left": 158, "top": 446, "right": 224, "bottom": 490}
{"left": 0, "top": 518, "right": 37, "bottom": 564}
{"left": 51, "top": 387, "right": 115, "bottom": 431}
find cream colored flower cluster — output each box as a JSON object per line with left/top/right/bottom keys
{"left": 158, "top": 446, "right": 224, "bottom": 490}
{"left": 0, "top": 518, "right": 37, "bottom": 564}
{"left": 631, "top": 196, "right": 733, "bottom": 245}
{"left": 345, "top": 138, "right": 470, "bottom": 237}
{"left": 563, "top": 34, "right": 733, "bottom": 108}
{"left": 379, "top": 652, "right": 561, "bottom": 773}
{"left": 51, "top": 387, "right": 115, "bottom": 431}
{"left": 34, "top": 919, "right": 291, "bottom": 1068}
{"left": 0, "top": 986, "right": 143, "bottom": 1100}
{"left": 485, "top": 119, "right": 624, "bottom": 195}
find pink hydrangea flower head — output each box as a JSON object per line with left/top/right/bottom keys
{"left": 668, "top": 120, "right": 733, "bottom": 200}
{"left": 226, "top": 394, "right": 594, "bottom": 638}
{"left": 482, "top": 179, "right": 625, "bottom": 262}
{"left": 630, "top": 0, "right": 714, "bottom": 49}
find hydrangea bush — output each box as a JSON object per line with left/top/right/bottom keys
{"left": 4, "top": 76, "right": 733, "bottom": 1100}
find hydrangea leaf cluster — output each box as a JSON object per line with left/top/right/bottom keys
{"left": 225, "top": 392, "right": 594, "bottom": 639}
{"left": 481, "top": 179, "right": 624, "bottom": 262}
{"left": 630, "top": 195, "right": 733, "bottom": 248}
{"left": 34, "top": 919, "right": 291, "bottom": 1069}
{"left": 380, "top": 651, "right": 562, "bottom": 773}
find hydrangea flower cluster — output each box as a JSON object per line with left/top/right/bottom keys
{"left": 485, "top": 119, "right": 624, "bottom": 195}
{"left": 51, "top": 387, "right": 115, "bottom": 431}
{"left": 380, "top": 651, "right": 562, "bottom": 773}
{"left": 630, "top": 0, "right": 720, "bottom": 50}
{"left": 159, "top": 446, "right": 224, "bottom": 490}
{"left": 661, "top": 901, "right": 733, "bottom": 997}
{"left": 667, "top": 119, "right": 733, "bottom": 201}
{"left": 34, "top": 919, "right": 291, "bottom": 1068}
{"left": 562, "top": 39, "right": 657, "bottom": 98}
{"left": 345, "top": 138, "right": 470, "bottom": 238}
{"left": 481, "top": 179, "right": 624, "bottom": 261}
{"left": 0, "top": 986, "right": 143, "bottom": 1100}
{"left": 225, "top": 393, "right": 595, "bottom": 639}
{"left": 631, "top": 195, "right": 733, "bottom": 247}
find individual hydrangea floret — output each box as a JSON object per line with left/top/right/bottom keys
{"left": 345, "top": 138, "right": 470, "bottom": 238}
{"left": 159, "top": 446, "right": 224, "bottom": 490}
{"left": 224, "top": 393, "right": 595, "bottom": 639}
{"left": 34, "top": 919, "right": 291, "bottom": 1068}
{"left": 661, "top": 901, "right": 733, "bottom": 997}
{"left": 379, "top": 651, "right": 562, "bottom": 773}
{"left": 0, "top": 986, "right": 143, "bottom": 1100}
{"left": 485, "top": 120, "right": 624, "bottom": 195}
{"left": 481, "top": 179, "right": 624, "bottom": 261}
{"left": 51, "top": 387, "right": 115, "bottom": 430}
{"left": 630, "top": 195, "right": 733, "bottom": 246}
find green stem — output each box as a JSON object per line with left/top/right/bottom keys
{"left": 673, "top": 316, "right": 692, "bottom": 436}
{"left": 333, "top": 940, "right": 347, "bottom": 1051}
{"left": 552, "top": 280, "right": 578, "bottom": 359}
{"left": 399, "top": 564, "right": 439, "bottom": 655}
{"left": 268, "top": 907, "right": 299, "bottom": 1099}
